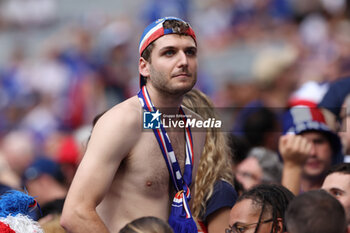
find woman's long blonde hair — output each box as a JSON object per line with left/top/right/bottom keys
{"left": 182, "top": 89, "right": 234, "bottom": 219}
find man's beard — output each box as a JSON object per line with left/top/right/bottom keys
{"left": 302, "top": 168, "right": 327, "bottom": 182}
{"left": 148, "top": 66, "right": 196, "bottom": 96}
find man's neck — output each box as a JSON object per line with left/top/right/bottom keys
{"left": 145, "top": 84, "right": 184, "bottom": 114}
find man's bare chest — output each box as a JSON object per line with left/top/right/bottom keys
{"left": 124, "top": 132, "right": 187, "bottom": 193}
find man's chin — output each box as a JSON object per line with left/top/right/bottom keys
{"left": 169, "top": 82, "right": 196, "bottom": 95}
{"left": 303, "top": 168, "right": 326, "bottom": 180}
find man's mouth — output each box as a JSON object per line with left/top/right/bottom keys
{"left": 306, "top": 160, "right": 321, "bottom": 168}
{"left": 172, "top": 73, "right": 191, "bottom": 78}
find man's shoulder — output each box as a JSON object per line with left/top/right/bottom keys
{"left": 96, "top": 96, "right": 142, "bottom": 129}
{"left": 88, "top": 95, "right": 143, "bottom": 151}
{"left": 112, "top": 95, "right": 141, "bottom": 112}
{"left": 109, "top": 96, "right": 141, "bottom": 117}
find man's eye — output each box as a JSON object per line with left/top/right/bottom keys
{"left": 313, "top": 138, "right": 326, "bottom": 145}
{"left": 164, "top": 50, "right": 175, "bottom": 56}
{"left": 237, "top": 226, "right": 246, "bottom": 233}
{"left": 331, "top": 190, "right": 342, "bottom": 196}
{"left": 185, "top": 49, "right": 196, "bottom": 56}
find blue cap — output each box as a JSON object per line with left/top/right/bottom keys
{"left": 282, "top": 106, "right": 343, "bottom": 164}
{"left": 22, "top": 157, "right": 65, "bottom": 184}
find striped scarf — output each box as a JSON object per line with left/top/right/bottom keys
{"left": 138, "top": 86, "right": 197, "bottom": 233}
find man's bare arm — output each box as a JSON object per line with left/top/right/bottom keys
{"left": 60, "top": 105, "right": 141, "bottom": 233}
{"left": 279, "top": 134, "right": 311, "bottom": 195}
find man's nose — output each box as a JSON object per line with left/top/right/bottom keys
{"left": 309, "top": 143, "right": 317, "bottom": 157}
{"left": 177, "top": 51, "right": 188, "bottom": 67}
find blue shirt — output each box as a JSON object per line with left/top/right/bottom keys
{"left": 201, "top": 179, "right": 237, "bottom": 222}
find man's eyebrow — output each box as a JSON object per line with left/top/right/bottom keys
{"left": 329, "top": 187, "right": 345, "bottom": 193}
{"left": 186, "top": 46, "right": 197, "bottom": 50}
{"left": 313, "top": 137, "right": 327, "bottom": 142}
{"left": 233, "top": 221, "right": 246, "bottom": 226}
{"left": 159, "top": 46, "right": 176, "bottom": 51}
{"left": 159, "top": 46, "right": 197, "bottom": 51}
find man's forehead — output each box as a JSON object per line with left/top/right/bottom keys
{"left": 152, "top": 34, "right": 196, "bottom": 48}
{"left": 301, "top": 131, "right": 330, "bottom": 143}
{"left": 301, "top": 131, "right": 326, "bottom": 138}
{"left": 231, "top": 199, "right": 260, "bottom": 219}
{"left": 323, "top": 173, "right": 350, "bottom": 188}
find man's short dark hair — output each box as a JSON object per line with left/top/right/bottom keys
{"left": 237, "top": 184, "right": 295, "bottom": 233}
{"left": 285, "top": 190, "right": 347, "bottom": 233}
{"left": 326, "top": 162, "right": 350, "bottom": 176}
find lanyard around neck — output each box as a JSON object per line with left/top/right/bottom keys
{"left": 137, "top": 86, "right": 194, "bottom": 192}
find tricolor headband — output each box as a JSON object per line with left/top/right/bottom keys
{"left": 139, "top": 17, "right": 196, "bottom": 87}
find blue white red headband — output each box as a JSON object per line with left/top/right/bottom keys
{"left": 138, "top": 17, "right": 196, "bottom": 87}
{"left": 139, "top": 17, "right": 196, "bottom": 56}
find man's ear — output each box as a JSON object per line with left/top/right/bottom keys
{"left": 139, "top": 57, "right": 149, "bottom": 78}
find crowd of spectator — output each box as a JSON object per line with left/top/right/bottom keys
{"left": 0, "top": 0, "right": 350, "bottom": 232}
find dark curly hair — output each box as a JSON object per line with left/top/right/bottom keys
{"left": 237, "top": 184, "right": 295, "bottom": 233}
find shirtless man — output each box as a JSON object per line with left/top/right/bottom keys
{"left": 60, "top": 17, "right": 205, "bottom": 233}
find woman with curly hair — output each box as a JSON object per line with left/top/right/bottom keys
{"left": 182, "top": 89, "right": 238, "bottom": 233}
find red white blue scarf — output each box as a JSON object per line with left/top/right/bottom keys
{"left": 138, "top": 86, "right": 197, "bottom": 233}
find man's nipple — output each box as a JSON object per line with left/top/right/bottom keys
{"left": 146, "top": 181, "right": 153, "bottom": 187}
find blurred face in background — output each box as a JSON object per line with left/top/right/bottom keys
{"left": 235, "top": 157, "right": 262, "bottom": 191}
{"left": 1, "top": 131, "right": 35, "bottom": 176}
{"left": 300, "top": 131, "right": 332, "bottom": 179}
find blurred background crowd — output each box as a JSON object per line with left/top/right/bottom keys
{"left": 0, "top": 0, "right": 349, "bottom": 229}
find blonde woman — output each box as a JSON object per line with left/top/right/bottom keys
{"left": 182, "top": 89, "right": 237, "bottom": 233}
